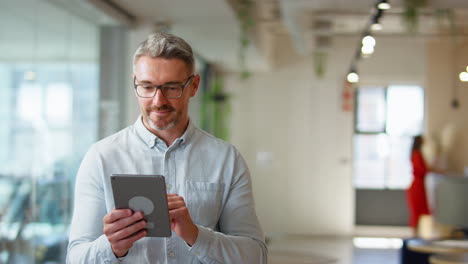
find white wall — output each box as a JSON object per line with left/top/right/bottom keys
{"left": 226, "top": 34, "right": 355, "bottom": 235}
{"left": 359, "top": 36, "right": 427, "bottom": 85}
{"left": 226, "top": 34, "right": 432, "bottom": 236}
{"left": 426, "top": 36, "right": 468, "bottom": 173}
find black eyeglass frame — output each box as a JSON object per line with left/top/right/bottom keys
{"left": 133, "top": 74, "right": 195, "bottom": 99}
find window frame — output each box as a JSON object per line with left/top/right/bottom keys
{"left": 353, "top": 84, "right": 424, "bottom": 190}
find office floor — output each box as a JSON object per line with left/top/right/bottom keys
{"left": 268, "top": 236, "right": 401, "bottom": 264}
{"left": 267, "top": 227, "right": 410, "bottom": 264}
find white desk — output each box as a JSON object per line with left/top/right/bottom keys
{"left": 430, "top": 253, "right": 468, "bottom": 264}
{"left": 408, "top": 239, "right": 468, "bottom": 255}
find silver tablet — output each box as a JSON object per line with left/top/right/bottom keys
{"left": 110, "top": 174, "right": 171, "bottom": 237}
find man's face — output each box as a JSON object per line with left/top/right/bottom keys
{"left": 133, "top": 56, "right": 199, "bottom": 133}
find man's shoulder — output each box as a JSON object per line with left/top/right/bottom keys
{"left": 92, "top": 125, "right": 137, "bottom": 152}
{"left": 192, "top": 126, "right": 236, "bottom": 151}
{"left": 189, "top": 125, "right": 239, "bottom": 158}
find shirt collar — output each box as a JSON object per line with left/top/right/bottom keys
{"left": 179, "top": 119, "right": 195, "bottom": 145}
{"left": 135, "top": 116, "right": 158, "bottom": 148}
{"left": 134, "top": 116, "right": 195, "bottom": 148}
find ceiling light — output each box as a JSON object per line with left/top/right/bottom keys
{"left": 371, "top": 23, "right": 383, "bottom": 31}
{"left": 362, "top": 35, "right": 376, "bottom": 47}
{"left": 460, "top": 72, "right": 468, "bottom": 82}
{"left": 371, "top": 8, "right": 383, "bottom": 31}
{"left": 361, "top": 45, "right": 375, "bottom": 55}
{"left": 377, "top": 1, "right": 391, "bottom": 10}
{"left": 347, "top": 71, "right": 359, "bottom": 83}
{"left": 24, "top": 71, "right": 36, "bottom": 81}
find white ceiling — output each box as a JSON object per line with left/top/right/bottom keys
{"left": 110, "top": 0, "right": 268, "bottom": 72}
{"left": 105, "top": 0, "right": 468, "bottom": 71}
{"left": 2, "top": 0, "right": 468, "bottom": 71}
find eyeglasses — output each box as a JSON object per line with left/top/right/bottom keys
{"left": 133, "top": 75, "right": 194, "bottom": 99}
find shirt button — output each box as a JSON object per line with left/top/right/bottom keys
{"left": 168, "top": 251, "right": 175, "bottom": 258}
{"left": 167, "top": 183, "right": 172, "bottom": 190}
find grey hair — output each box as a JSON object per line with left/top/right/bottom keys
{"left": 133, "top": 32, "right": 195, "bottom": 74}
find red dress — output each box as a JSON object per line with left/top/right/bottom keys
{"left": 407, "top": 150, "right": 431, "bottom": 228}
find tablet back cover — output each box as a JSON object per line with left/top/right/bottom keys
{"left": 111, "top": 174, "right": 171, "bottom": 237}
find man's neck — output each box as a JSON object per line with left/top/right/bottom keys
{"left": 143, "top": 118, "right": 189, "bottom": 147}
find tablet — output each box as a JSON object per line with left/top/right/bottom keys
{"left": 110, "top": 174, "right": 171, "bottom": 237}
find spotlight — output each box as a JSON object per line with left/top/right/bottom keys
{"left": 460, "top": 72, "right": 468, "bottom": 82}
{"left": 377, "top": 0, "right": 391, "bottom": 10}
{"left": 347, "top": 70, "right": 359, "bottom": 83}
{"left": 362, "top": 35, "right": 376, "bottom": 47}
{"left": 371, "top": 8, "right": 383, "bottom": 31}
{"left": 361, "top": 45, "right": 375, "bottom": 55}
{"left": 371, "top": 23, "right": 383, "bottom": 31}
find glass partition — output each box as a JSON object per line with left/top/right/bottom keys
{"left": 0, "top": 0, "right": 100, "bottom": 263}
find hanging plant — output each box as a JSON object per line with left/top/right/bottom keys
{"left": 314, "top": 51, "right": 327, "bottom": 78}
{"left": 402, "top": 0, "right": 428, "bottom": 33}
{"left": 211, "top": 77, "right": 231, "bottom": 140}
{"left": 434, "top": 9, "right": 456, "bottom": 35}
{"left": 201, "top": 74, "right": 231, "bottom": 140}
{"left": 236, "top": 0, "right": 254, "bottom": 79}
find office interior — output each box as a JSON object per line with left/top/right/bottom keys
{"left": 0, "top": 0, "right": 468, "bottom": 263}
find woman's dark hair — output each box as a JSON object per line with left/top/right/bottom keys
{"left": 411, "top": 135, "right": 423, "bottom": 152}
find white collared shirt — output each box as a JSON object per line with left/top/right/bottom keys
{"left": 67, "top": 117, "right": 267, "bottom": 264}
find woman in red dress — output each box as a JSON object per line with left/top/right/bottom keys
{"left": 407, "top": 135, "right": 430, "bottom": 236}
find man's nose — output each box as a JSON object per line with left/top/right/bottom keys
{"left": 152, "top": 88, "right": 168, "bottom": 105}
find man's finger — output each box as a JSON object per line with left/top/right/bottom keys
{"left": 103, "top": 209, "right": 132, "bottom": 224}
{"left": 169, "top": 206, "right": 190, "bottom": 220}
{"left": 107, "top": 219, "right": 147, "bottom": 243}
{"left": 112, "top": 229, "right": 147, "bottom": 254}
{"left": 104, "top": 211, "right": 145, "bottom": 235}
{"left": 168, "top": 200, "right": 185, "bottom": 210}
{"left": 167, "top": 195, "right": 184, "bottom": 202}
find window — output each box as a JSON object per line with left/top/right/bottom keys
{"left": 0, "top": 1, "right": 101, "bottom": 263}
{"left": 353, "top": 85, "right": 424, "bottom": 189}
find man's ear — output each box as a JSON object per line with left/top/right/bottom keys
{"left": 190, "top": 74, "right": 201, "bottom": 97}
{"left": 131, "top": 74, "right": 138, "bottom": 98}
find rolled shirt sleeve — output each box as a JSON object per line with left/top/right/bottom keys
{"left": 67, "top": 145, "right": 120, "bottom": 264}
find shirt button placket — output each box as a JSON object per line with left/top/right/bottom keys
{"left": 165, "top": 148, "right": 176, "bottom": 264}
{"left": 165, "top": 235, "right": 177, "bottom": 264}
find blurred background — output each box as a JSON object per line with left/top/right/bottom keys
{"left": 0, "top": 0, "right": 467, "bottom": 263}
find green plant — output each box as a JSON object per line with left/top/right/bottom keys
{"left": 314, "top": 51, "right": 327, "bottom": 78}
{"left": 236, "top": 0, "right": 254, "bottom": 79}
{"left": 402, "top": 0, "right": 428, "bottom": 33}
{"left": 434, "top": 9, "right": 456, "bottom": 35}
{"left": 201, "top": 75, "right": 231, "bottom": 140}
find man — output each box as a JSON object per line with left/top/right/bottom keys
{"left": 67, "top": 32, "right": 267, "bottom": 263}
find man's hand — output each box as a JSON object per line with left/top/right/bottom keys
{"left": 167, "top": 194, "right": 199, "bottom": 246}
{"left": 103, "top": 209, "right": 147, "bottom": 257}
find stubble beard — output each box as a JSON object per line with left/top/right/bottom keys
{"left": 146, "top": 115, "right": 177, "bottom": 131}
{"left": 144, "top": 105, "right": 179, "bottom": 131}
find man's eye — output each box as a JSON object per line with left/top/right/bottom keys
{"left": 140, "top": 85, "right": 154, "bottom": 89}
{"left": 164, "top": 86, "right": 180, "bottom": 91}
